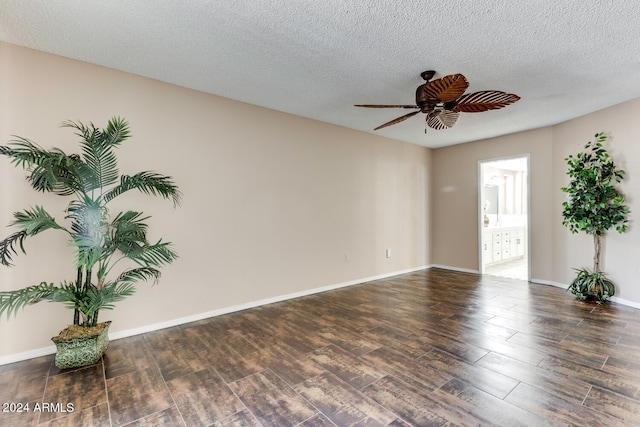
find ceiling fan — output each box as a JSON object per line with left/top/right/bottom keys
{"left": 355, "top": 70, "right": 520, "bottom": 131}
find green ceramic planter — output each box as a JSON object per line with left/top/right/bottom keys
{"left": 51, "top": 321, "right": 111, "bottom": 369}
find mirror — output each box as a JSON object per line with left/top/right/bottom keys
{"left": 481, "top": 158, "right": 528, "bottom": 228}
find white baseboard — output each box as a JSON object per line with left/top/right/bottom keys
{"left": 533, "top": 280, "right": 640, "bottom": 309}
{"left": 430, "top": 264, "right": 480, "bottom": 274}
{"left": 530, "top": 278, "right": 555, "bottom": 286}
{"left": 610, "top": 296, "right": 640, "bottom": 309}
{"left": 0, "top": 345, "right": 58, "bottom": 366}
{"left": 0, "top": 265, "right": 429, "bottom": 366}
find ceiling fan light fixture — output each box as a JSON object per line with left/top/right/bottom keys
{"left": 356, "top": 71, "right": 520, "bottom": 132}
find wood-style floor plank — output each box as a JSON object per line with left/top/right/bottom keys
{"left": 122, "top": 406, "right": 186, "bottom": 427}
{"left": 166, "top": 367, "right": 244, "bottom": 426}
{"left": 476, "top": 351, "right": 591, "bottom": 403}
{"left": 361, "top": 346, "right": 451, "bottom": 392}
{"left": 582, "top": 385, "right": 640, "bottom": 424}
{"left": 419, "top": 348, "right": 519, "bottom": 399}
{"left": 3, "top": 268, "right": 640, "bottom": 426}
{"left": 38, "top": 364, "right": 106, "bottom": 424}
{"left": 539, "top": 355, "right": 640, "bottom": 400}
{"left": 305, "top": 344, "right": 386, "bottom": 390}
{"left": 228, "top": 369, "right": 317, "bottom": 426}
{"left": 505, "top": 382, "right": 636, "bottom": 427}
{"left": 106, "top": 366, "right": 175, "bottom": 426}
{"left": 36, "top": 403, "right": 111, "bottom": 427}
{"left": 432, "top": 377, "right": 548, "bottom": 426}
{"left": 295, "top": 371, "right": 396, "bottom": 426}
{"left": 363, "top": 375, "right": 480, "bottom": 426}
{"left": 0, "top": 355, "right": 51, "bottom": 405}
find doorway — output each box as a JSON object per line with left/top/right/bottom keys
{"left": 479, "top": 155, "right": 529, "bottom": 281}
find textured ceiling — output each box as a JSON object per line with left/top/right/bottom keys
{"left": 2, "top": 0, "right": 640, "bottom": 148}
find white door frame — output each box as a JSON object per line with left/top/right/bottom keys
{"left": 477, "top": 154, "right": 531, "bottom": 281}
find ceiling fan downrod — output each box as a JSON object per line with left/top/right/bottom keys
{"left": 420, "top": 70, "right": 436, "bottom": 81}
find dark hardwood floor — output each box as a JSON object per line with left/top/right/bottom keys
{"left": 2, "top": 268, "right": 640, "bottom": 426}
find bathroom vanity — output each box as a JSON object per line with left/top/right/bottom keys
{"left": 482, "top": 226, "right": 526, "bottom": 265}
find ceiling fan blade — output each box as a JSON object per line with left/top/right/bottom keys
{"left": 355, "top": 104, "right": 419, "bottom": 109}
{"left": 427, "top": 111, "right": 459, "bottom": 130}
{"left": 453, "top": 90, "right": 521, "bottom": 112}
{"left": 423, "top": 74, "right": 469, "bottom": 102}
{"left": 373, "top": 110, "right": 420, "bottom": 130}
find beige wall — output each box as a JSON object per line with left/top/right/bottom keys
{"left": 0, "top": 42, "right": 431, "bottom": 360}
{"left": 431, "top": 127, "right": 554, "bottom": 280}
{"left": 432, "top": 99, "right": 640, "bottom": 305}
{"left": 551, "top": 98, "right": 640, "bottom": 304}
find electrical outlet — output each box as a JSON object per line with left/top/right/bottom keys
{"left": 386, "top": 249, "right": 391, "bottom": 258}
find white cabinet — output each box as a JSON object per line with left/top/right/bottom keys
{"left": 483, "top": 227, "right": 526, "bottom": 265}
{"left": 492, "top": 231, "right": 502, "bottom": 263}
{"left": 482, "top": 232, "right": 493, "bottom": 263}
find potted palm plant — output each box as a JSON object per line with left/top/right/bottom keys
{"left": 0, "top": 117, "right": 180, "bottom": 368}
{"left": 561, "top": 132, "right": 630, "bottom": 303}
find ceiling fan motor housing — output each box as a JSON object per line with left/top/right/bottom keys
{"left": 416, "top": 84, "right": 438, "bottom": 113}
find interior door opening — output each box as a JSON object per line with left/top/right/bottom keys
{"left": 479, "top": 156, "right": 529, "bottom": 281}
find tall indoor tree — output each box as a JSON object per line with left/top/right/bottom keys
{"left": 0, "top": 117, "right": 181, "bottom": 327}
{"left": 561, "top": 132, "right": 630, "bottom": 303}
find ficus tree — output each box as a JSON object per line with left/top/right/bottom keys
{"left": 561, "top": 132, "right": 630, "bottom": 302}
